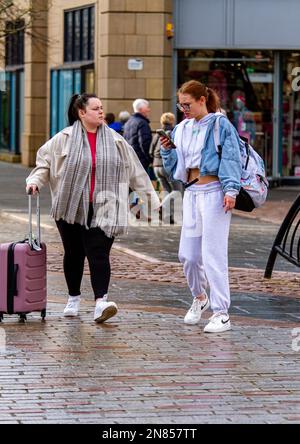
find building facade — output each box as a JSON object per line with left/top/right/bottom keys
{"left": 0, "top": 0, "right": 173, "bottom": 166}
{"left": 0, "top": 0, "right": 300, "bottom": 182}
{"left": 174, "top": 0, "right": 300, "bottom": 181}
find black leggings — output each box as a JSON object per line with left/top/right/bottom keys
{"left": 56, "top": 205, "right": 114, "bottom": 300}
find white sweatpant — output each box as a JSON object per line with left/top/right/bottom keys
{"left": 178, "top": 182, "right": 232, "bottom": 314}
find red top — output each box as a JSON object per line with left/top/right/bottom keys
{"left": 87, "top": 131, "right": 97, "bottom": 202}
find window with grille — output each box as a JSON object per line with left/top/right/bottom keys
{"left": 64, "top": 6, "right": 95, "bottom": 63}
{"left": 5, "top": 20, "right": 24, "bottom": 67}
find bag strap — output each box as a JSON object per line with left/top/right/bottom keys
{"left": 213, "top": 116, "right": 251, "bottom": 170}
{"left": 213, "top": 115, "right": 223, "bottom": 159}
{"left": 243, "top": 139, "right": 250, "bottom": 170}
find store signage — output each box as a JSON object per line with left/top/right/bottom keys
{"left": 128, "top": 59, "right": 144, "bottom": 71}
{"left": 248, "top": 72, "right": 273, "bottom": 83}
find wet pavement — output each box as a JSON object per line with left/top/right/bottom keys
{"left": 47, "top": 272, "right": 300, "bottom": 323}
{"left": 0, "top": 160, "right": 300, "bottom": 424}
{"left": 0, "top": 161, "right": 298, "bottom": 272}
{"left": 114, "top": 219, "right": 297, "bottom": 272}
{"left": 1, "top": 299, "right": 300, "bottom": 424}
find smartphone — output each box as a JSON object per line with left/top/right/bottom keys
{"left": 156, "top": 129, "right": 176, "bottom": 149}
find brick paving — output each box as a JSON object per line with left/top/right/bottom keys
{"left": 47, "top": 242, "right": 300, "bottom": 299}
{"left": 1, "top": 301, "right": 300, "bottom": 424}
{"left": 0, "top": 215, "right": 300, "bottom": 423}
{"left": 0, "top": 161, "right": 300, "bottom": 424}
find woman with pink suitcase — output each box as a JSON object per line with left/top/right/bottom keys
{"left": 26, "top": 93, "right": 160, "bottom": 323}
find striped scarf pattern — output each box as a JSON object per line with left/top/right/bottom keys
{"left": 51, "top": 120, "right": 127, "bottom": 238}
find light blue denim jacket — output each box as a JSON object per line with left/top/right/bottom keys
{"left": 160, "top": 114, "right": 242, "bottom": 194}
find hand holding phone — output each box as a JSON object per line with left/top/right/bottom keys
{"left": 156, "top": 129, "right": 176, "bottom": 149}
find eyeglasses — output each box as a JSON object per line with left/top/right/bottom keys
{"left": 176, "top": 103, "right": 192, "bottom": 112}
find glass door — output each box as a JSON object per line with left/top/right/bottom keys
{"left": 58, "top": 70, "right": 73, "bottom": 131}
{"left": 50, "top": 66, "right": 95, "bottom": 137}
{"left": 0, "top": 73, "right": 10, "bottom": 149}
{"left": 0, "top": 69, "right": 24, "bottom": 154}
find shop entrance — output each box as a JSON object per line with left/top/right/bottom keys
{"left": 282, "top": 52, "right": 300, "bottom": 177}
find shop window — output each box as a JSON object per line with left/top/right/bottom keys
{"left": 178, "top": 49, "right": 274, "bottom": 175}
{"left": 282, "top": 53, "right": 300, "bottom": 177}
{"left": 0, "top": 70, "right": 24, "bottom": 154}
{"left": 50, "top": 66, "right": 95, "bottom": 136}
{"left": 64, "top": 6, "right": 95, "bottom": 63}
{"left": 53, "top": 5, "right": 95, "bottom": 137}
{"left": 0, "top": 76, "right": 10, "bottom": 150}
{"left": 0, "top": 20, "right": 24, "bottom": 154}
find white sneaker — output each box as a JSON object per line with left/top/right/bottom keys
{"left": 184, "top": 295, "right": 210, "bottom": 325}
{"left": 204, "top": 313, "right": 231, "bottom": 333}
{"left": 63, "top": 296, "right": 80, "bottom": 317}
{"left": 94, "top": 298, "right": 118, "bottom": 323}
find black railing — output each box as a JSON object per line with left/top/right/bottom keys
{"left": 265, "top": 194, "right": 300, "bottom": 278}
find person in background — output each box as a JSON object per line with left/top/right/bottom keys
{"left": 150, "top": 112, "right": 183, "bottom": 195}
{"left": 105, "top": 112, "right": 123, "bottom": 134}
{"left": 233, "top": 95, "right": 256, "bottom": 145}
{"left": 160, "top": 80, "right": 242, "bottom": 334}
{"left": 118, "top": 111, "right": 131, "bottom": 135}
{"left": 123, "top": 99, "right": 152, "bottom": 171}
{"left": 150, "top": 112, "right": 183, "bottom": 224}
{"left": 26, "top": 93, "right": 160, "bottom": 324}
{"left": 123, "top": 99, "right": 153, "bottom": 216}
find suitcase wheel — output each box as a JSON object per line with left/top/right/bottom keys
{"left": 41, "top": 309, "right": 46, "bottom": 321}
{"left": 19, "top": 314, "right": 27, "bottom": 323}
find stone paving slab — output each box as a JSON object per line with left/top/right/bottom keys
{"left": 0, "top": 301, "right": 300, "bottom": 424}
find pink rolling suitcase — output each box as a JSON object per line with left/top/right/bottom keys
{"left": 0, "top": 193, "right": 47, "bottom": 322}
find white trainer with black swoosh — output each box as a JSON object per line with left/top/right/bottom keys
{"left": 203, "top": 312, "right": 231, "bottom": 333}
{"left": 184, "top": 294, "right": 210, "bottom": 325}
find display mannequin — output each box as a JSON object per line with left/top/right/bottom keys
{"left": 233, "top": 95, "right": 256, "bottom": 144}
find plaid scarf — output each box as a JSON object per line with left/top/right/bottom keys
{"left": 51, "top": 120, "right": 127, "bottom": 238}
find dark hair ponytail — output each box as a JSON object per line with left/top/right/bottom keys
{"left": 67, "top": 93, "right": 98, "bottom": 126}
{"left": 177, "top": 80, "right": 220, "bottom": 113}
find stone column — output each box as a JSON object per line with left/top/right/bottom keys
{"left": 22, "top": 0, "right": 48, "bottom": 166}
{"left": 98, "top": 0, "right": 173, "bottom": 130}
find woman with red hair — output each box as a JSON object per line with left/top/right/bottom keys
{"left": 161, "top": 80, "right": 242, "bottom": 334}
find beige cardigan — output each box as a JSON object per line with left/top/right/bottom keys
{"left": 26, "top": 126, "right": 160, "bottom": 215}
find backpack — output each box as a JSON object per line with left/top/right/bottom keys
{"left": 213, "top": 115, "right": 268, "bottom": 212}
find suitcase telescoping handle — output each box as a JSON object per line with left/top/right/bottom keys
{"left": 27, "top": 188, "right": 41, "bottom": 249}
